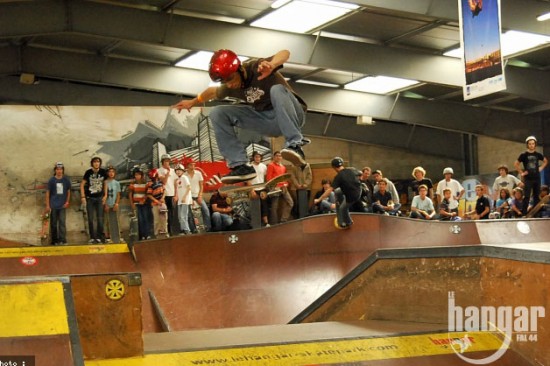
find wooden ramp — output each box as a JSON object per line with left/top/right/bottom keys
{"left": 85, "top": 320, "right": 532, "bottom": 365}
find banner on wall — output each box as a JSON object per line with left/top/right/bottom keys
{"left": 458, "top": 0, "right": 506, "bottom": 100}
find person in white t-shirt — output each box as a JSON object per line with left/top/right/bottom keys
{"left": 492, "top": 164, "right": 522, "bottom": 201}
{"left": 435, "top": 167, "right": 465, "bottom": 212}
{"left": 174, "top": 164, "right": 192, "bottom": 235}
{"left": 184, "top": 158, "right": 212, "bottom": 232}
{"left": 249, "top": 151, "right": 269, "bottom": 226}
{"left": 158, "top": 154, "right": 179, "bottom": 235}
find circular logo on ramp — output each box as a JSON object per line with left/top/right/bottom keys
{"left": 105, "top": 279, "right": 125, "bottom": 300}
{"left": 516, "top": 221, "right": 530, "bottom": 235}
{"left": 228, "top": 234, "right": 239, "bottom": 244}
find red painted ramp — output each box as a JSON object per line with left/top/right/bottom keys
{"left": 1, "top": 215, "right": 549, "bottom": 333}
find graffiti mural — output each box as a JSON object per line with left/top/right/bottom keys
{"left": 0, "top": 105, "right": 271, "bottom": 244}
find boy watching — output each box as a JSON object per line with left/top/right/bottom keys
{"left": 46, "top": 162, "right": 71, "bottom": 245}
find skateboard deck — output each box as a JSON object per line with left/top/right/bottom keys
{"left": 40, "top": 210, "right": 51, "bottom": 245}
{"left": 158, "top": 204, "right": 169, "bottom": 238}
{"left": 107, "top": 210, "right": 121, "bottom": 243}
{"left": 80, "top": 203, "right": 89, "bottom": 239}
{"left": 191, "top": 200, "right": 207, "bottom": 234}
{"left": 127, "top": 210, "right": 138, "bottom": 261}
{"left": 221, "top": 173, "right": 290, "bottom": 205}
{"left": 525, "top": 194, "right": 550, "bottom": 218}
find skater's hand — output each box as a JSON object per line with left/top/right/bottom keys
{"left": 63, "top": 201, "right": 69, "bottom": 209}
{"left": 257, "top": 60, "right": 275, "bottom": 80}
{"left": 172, "top": 99, "right": 195, "bottom": 113}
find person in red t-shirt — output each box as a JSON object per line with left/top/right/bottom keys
{"left": 266, "top": 151, "right": 293, "bottom": 223}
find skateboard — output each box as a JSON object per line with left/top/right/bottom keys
{"left": 191, "top": 200, "right": 207, "bottom": 234}
{"left": 127, "top": 210, "right": 138, "bottom": 261}
{"left": 158, "top": 203, "right": 169, "bottom": 238}
{"left": 80, "top": 202, "right": 90, "bottom": 238}
{"left": 220, "top": 173, "right": 290, "bottom": 206}
{"left": 525, "top": 195, "right": 550, "bottom": 218}
{"left": 334, "top": 188, "right": 352, "bottom": 229}
{"left": 40, "top": 210, "right": 51, "bottom": 245}
{"left": 107, "top": 210, "right": 122, "bottom": 243}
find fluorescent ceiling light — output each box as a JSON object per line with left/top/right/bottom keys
{"left": 537, "top": 12, "right": 550, "bottom": 22}
{"left": 251, "top": 0, "right": 359, "bottom": 34}
{"left": 175, "top": 51, "right": 248, "bottom": 70}
{"left": 344, "top": 75, "right": 419, "bottom": 94}
{"left": 444, "top": 30, "right": 550, "bottom": 58}
{"left": 296, "top": 79, "right": 340, "bottom": 88}
{"left": 501, "top": 30, "right": 550, "bottom": 56}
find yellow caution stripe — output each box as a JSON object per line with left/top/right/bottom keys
{"left": 86, "top": 331, "right": 507, "bottom": 366}
{"left": 0, "top": 281, "right": 69, "bottom": 337}
{"left": 0, "top": 243, "right": 129, "bottom": 258}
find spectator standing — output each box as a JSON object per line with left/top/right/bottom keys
{"left": 45, "top": 162, "right": 71, "bottom": 245}
{"left": 80, "top": 156, "right": 107, "bottom": 243}
{"left": 514, "top": 136, "right": 548, "bottom": 215}
{"left": 435, "top": 167, "right": 465, "bottom": 214}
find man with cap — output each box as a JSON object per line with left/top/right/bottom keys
{"left": 515, "top": 136, "right": 548, "bottom": 215}
{"left": 173, "top": 49, "right": 308, "bottom": 183}
{"left": 313, "top": 157, "right": 366, "bottom": 228}
{"left": 435, "top": 167, "right": 465, "bottom": 214}
{"left": 492, "top": 164, "right": 522, "bottom": 201}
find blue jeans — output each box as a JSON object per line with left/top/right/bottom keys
{"left": 188, "top": 198, "right": 212, "bottom": 232}
{"left": 177, "top": 204, "right": 191, "bottom": 233}
{"left": 50, "top": 207, "right": 66, "bottom": 244}
{"left": 209, "top": 84, "right": 305, "bottom": 168}
{"left": 86, "top": 196, "right": 104, "bottom": 241}
{"left": 211, "top": 212, "right": 233, "bottom": 232}
{"left": 136, "top": 204, "right": 152, "bottom": 239}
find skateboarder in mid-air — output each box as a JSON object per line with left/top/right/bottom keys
{"left": 173, "top": 49, "right": 309, "bottom": 183}
{"left": 314, "top": 157, "right": 367, "bottom": 228}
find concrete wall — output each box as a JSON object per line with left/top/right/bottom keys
{"left": 477, "top": 136, "right": 526, "bottom": 175}
{"left": 274, "top": 136, "right": 464, "bottom": 181}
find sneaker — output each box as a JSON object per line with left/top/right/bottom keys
{"left": 94, "top": 238, "right": 102, "bottom": 244}
{"left": 301, "top": 137, "right": 311, "bottom": 145}
{"left": 221, "top": 164, "right": 257, "bottom": 183}
{"left": 281, "top": 145, "right": 306, "bottom": 166}
{"left": 88, "top": 239, "right": 95, "bottom": 244}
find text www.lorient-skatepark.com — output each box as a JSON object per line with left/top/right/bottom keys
{"left": 188, "top": 344, "right": 399, "bottom": 364}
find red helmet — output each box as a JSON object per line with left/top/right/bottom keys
{"left": 209, "top": 49, "right": 241, "bottom": 82}
{"left": 148, "top": 168, "right": 158, "bottom": 179}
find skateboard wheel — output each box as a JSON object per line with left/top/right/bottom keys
{"left": 105, "top": 279, "right": 125, "bottom": 300}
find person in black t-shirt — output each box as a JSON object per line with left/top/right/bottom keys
{"left": 173, "top": 49, "right": 308, "bottom": 183}
{"left": 79, "top": 156, "right": 107, "bottom": 243}
{"left": 514, "top": 136, "right": 548, "bottom": 215}
{"left": 465, "top": 185, "right": 490, "bottom": 220}
{"left": 314, "top": 157, "right": 366, "bottom": 228}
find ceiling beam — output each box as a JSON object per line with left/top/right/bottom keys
{"left": 353, "top": 0, "right": 550, "bottom": 35}
{"left": 0, "top": 44, "right": 540, "bottom": 144}
{"left": 1, "top": 1, "right": 550, "bottom": 103}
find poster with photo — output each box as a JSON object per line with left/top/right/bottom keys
{"left": 458, "top": 0, "right": 506, "bottom": 100}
